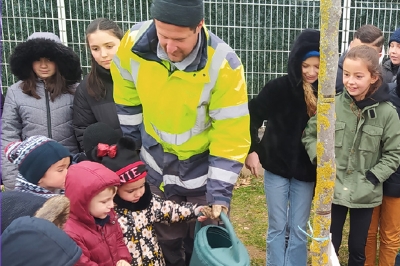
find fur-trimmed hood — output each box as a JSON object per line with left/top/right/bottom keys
{"left": 34, "top": 195, "right": 71, "bottom": 229}
{"left": 9, "top": 32, "right": 82, "bottom": 85}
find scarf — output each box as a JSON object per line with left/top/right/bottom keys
{"left": 14, "top": 174, "right": 62, "bottom": 199}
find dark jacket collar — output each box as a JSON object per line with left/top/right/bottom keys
{"left": 344, "top": 83, "right": 390, "bottom": 109}
{"left": 94, "top": 215, "right": 110, "bottom": 227}
{"left": 114, "top": 182, "right": 152, "bottom": 211}
{"left": 95, "top": 62, "right": 112, "bottom": 84}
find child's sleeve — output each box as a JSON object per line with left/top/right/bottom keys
{"left": 302, "top": 114, "right": 318, "bottom": 164}
{"left": 115, "top": 216, "right": 132, "bottom": 263}
{"left": 152, "top": 195, "right": 197, "bottom": 224}
{"left": 1, "top": 87, "right": 22, "bottom": 190}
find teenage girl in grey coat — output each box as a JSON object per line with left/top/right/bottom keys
{"left": 1, "top": 32, "right": 81, "bottom": 190}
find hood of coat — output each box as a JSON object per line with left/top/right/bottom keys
{"left": 9, "top": 32, "right": 82, "bottom": 85}
{"left": 1, "top": 190, "right": 47, "bottom": 233}
{"left": 1, "top": 216, "right": 82, "bottom": 266}
{"left": 287, "top": 29, "right": 321, "bottom": 89}
{"left": 65, "top": 161, "right": 120, "bottom": 226}
{"left": 34, "top": 195, "right": 71, "bottom": 229}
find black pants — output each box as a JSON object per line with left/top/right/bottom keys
{"left": 396, "top": 253, "right": 400, "bottom": 266}
{"left": 330, "top": 204, "right": 373, "bottom": 266}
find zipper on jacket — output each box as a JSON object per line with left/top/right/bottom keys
{"left": 100, "top": 226, "right": 115, "bottom": 264}
{"left": 44, "top": 82, "right": 53, "bottom": 138}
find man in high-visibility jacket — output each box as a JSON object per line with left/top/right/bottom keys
{"left": 111, "top": 0, "right": 250, "bottom": 264}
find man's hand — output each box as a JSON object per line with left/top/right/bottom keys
{"left": 116, "top": 260, "right": 130, "bottom": 266}
{"left": 245, "top": 152, "right": 260, "bottom": 176}
{"left": 212, "top": 205, "right": 228, "bottom": 219}
{"left": 201, "top": 205, "right": 228, "bottom": 220}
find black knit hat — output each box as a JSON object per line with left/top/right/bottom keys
{"left": 97, "top": 137, "right": 147, "bottom": 184}
{"left": 5, "top": 136, "right": 71, "bottom": 185}
{"left": 9, "top": 32, "right": 81, "bottom": 86}
{"left": 151, "top": 0, "right": 204, "bottom": 27}
{"left": 389, "top": 28, "right": 400, "bottom": 46}
{"left": 83, "top": 122, "right": 121, "bottom": 161}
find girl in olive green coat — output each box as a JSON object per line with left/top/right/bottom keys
{"left": 302, "top": 45, "right": 400, "bottom": 266}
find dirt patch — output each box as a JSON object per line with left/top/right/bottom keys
{"left": 246, "top": 245, "right": 265, "bottom": 259}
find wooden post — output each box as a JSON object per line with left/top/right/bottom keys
{"left": 310, "top": 1, "right": 341, "bottom": 265}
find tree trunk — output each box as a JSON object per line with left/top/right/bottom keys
{"left": 310, "top": 1, "right": 342, "bottom": 265}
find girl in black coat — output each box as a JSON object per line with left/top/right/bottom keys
{"left": 73, "top": 18, "right": 123, "bottom": 152}
{"left": 245, "top": 29, "right": 320, "bottom": 266}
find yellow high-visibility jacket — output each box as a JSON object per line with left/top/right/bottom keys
{"left": 111, "top": 20, "right": 250, "bottom": 206}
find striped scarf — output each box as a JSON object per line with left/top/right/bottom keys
{"left": 14, "top": 174, "right": 62, "bottom": 199}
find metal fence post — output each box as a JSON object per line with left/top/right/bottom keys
{"left": 340, "top": 0, "right": 351, "bottom": 54}
{"left": 57, "top": 0, "right": 68, "bottom": 45}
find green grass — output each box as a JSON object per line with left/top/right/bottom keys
{"left": 230, "top": 174, "right": 351, "bottom": 266}
{"left": 231, "top": 175, "right": 267, "bottom": 265}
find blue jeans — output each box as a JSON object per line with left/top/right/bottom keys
{"left": 395, "top": 253, "right": 400, "bottom": 266}
{"left": 264, "top": 170, "right": 314, "bottom": 266}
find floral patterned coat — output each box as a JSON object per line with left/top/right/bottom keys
{"left": 114, "top": 182, "right": 198, "bottom": 266}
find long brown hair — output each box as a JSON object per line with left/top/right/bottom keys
{"left": 303, "top": 81, "right": 317, "bottom": 117}
{"left": 86, "top": 18, "right": 123, "bottom": 100}
{"left": 22, "top": 67, "right": 74, "bottom": 102}
{"left": 344, "top": 45, "right": 383, "bottom": 98}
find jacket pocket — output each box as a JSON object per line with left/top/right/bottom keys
{"left": 335, "top": 121, "right": 346, "bottom": 147}
{"left": 355, "top": 176, "right": 382, "bottom": 205}
{"left": 359, "top": 125, "right": 383, "bottom": 152}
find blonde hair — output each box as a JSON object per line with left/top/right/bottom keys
{"left": 105, "top": 186, "right": 118, "bottom": 194}
{"left": 303, "top": 81, "right": 317, "bottom": 117}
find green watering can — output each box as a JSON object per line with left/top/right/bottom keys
{"left": 189, "top": 212, "right": 251, "bottom": 266}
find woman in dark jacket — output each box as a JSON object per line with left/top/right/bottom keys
{"left": 73, "top": 18, "right": 123, "bottom": 151}
{"left": 245, "top": 29, "right": 320, "bottom": 266}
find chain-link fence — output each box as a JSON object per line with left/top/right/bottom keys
{"left": 1, "top": 0, "right": 399, "bottom": 97}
